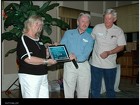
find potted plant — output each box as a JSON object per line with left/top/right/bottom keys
{"left": 2, "top": 1, "right": 69, "bottom": 57}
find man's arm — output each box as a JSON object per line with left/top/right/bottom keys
{"left": 100, "top": 45, "right": 125, "bottom": 59}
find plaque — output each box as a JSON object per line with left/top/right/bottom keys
{"left": 48, "top": 45, "right": 70, "bottom": 62}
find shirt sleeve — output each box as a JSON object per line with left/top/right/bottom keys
{"left": 60, "top": 31, "right": 70, "bottom": 53}
{"left": 117, "top": 28, "right": 127, "bottom": 46}
{"left": 60, "top": 30, "right": 69, "bottom": 44}
{"left": 17, "top": 36, "right": 33, "bottom": 60}
{"left": 91, "top": 27, "right": 96, "bottom": 39}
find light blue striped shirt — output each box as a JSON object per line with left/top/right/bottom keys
{"left": 60, "top": 29, "right": 94, "bottom": 62}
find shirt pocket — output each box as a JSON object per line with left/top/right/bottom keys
{"left": 110, "top": 36, "right": 118, "bottom": 44}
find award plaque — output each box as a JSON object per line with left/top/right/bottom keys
{"left": 48, "top": 45, "right": 70, "bottom": 62}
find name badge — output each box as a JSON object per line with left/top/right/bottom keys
{"left": 39, "top": 42, "right": 43, "bottom": 45}
{"left": 98, "top": 33, "right": 104, "bottom": 36}
{"left": 83, "top": 38, "right": 88, "bottom": 42}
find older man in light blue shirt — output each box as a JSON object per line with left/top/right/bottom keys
{"left": 61, "top": 29, "right": 93, "bottom": 62}
{"left": 60, "top": 13, "right": 94, "bottom": 98}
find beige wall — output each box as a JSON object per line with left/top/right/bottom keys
{"left": 2, "top": 1, "right": 138, "bottom": 91}
{"left": 88, "top": 1, "right": 104, "bottom": 14}
{"left": 118, "top": 1, "right": 132, "bottom": 6}
{"left": 114, "top": 3, "right": 139, "bottom": 33}
{"left": 62, "top": 1, "right": 137, "bottom": 27}
{"left": 63, "top": 1, "right": 84, "bottom": 10}
{"left": 106, "top": 1, "right": 116, "bottom": 8}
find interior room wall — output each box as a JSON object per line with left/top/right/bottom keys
{"left": 114, "top": 3, "right": 139, "bottom": 33}
{"left": 63, "top": 1, "right": 84, "bottom": 10}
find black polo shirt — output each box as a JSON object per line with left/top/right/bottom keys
{"left": 17, "top": 35, "right": 48, "bottom": 75}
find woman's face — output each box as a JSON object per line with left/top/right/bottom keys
{"left": 77, "top": 16, "right": 90, "bottom": 33}
{"left": 31, "top": 21, "right": 43, "bottom": 34}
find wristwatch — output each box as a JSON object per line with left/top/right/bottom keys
{"left": 43, "top": 59, "right": 48, "bottom": 65}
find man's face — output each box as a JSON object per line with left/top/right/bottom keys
{"left": 77, "top": 16, "right": 90, "bottom": 33}
{"left": 104, "top": 14, "right": 116, "bottom": 28}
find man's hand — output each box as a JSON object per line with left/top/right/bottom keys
{"left": 100, "top": 51, "right": 111, "bottom": 59}
{"left": 69, "top": 53, "right": 77, "bottom": 61}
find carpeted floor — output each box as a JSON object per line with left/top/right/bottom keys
{"left": 2, "top": 78, "right": 139, "bottom": 105}
{"left": 2, "top": 78, "right": 139, "bottom": 98}
{"left": 116, "top": 78, "right": 139, "bottom": 98}
{"left": 101, "top": 78, "right": 139, "bottom": 98}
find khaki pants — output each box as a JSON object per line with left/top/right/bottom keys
{"left": 63, "top": 61, "right": 91, "bottom": 98}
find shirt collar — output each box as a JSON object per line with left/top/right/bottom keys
{"left": 76, "top": 28, "right": 86, "bottom": 35}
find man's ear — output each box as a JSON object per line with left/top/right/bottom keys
{"left": 77, "top": 20, "right": 79, "bottom": 26}
{"left": 113, "top": 18, "right": 117, "bottom": 22}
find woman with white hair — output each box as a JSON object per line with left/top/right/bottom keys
{"left": 17, "top": 15, "right": 57, "bottom": 98}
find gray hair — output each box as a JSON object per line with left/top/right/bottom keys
{"left": 77, "top": 12, "right": 91, "bottom": 21}
{"left": 104, "top": 9, "right": 117, "bottom": 18}
{"left": 23, "top": 15, "right": 44, "bottom": 35}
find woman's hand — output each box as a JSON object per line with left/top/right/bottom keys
{"left": 52, "top": 42, "right": 60, "bottom": 46}
{"left": 47, "top": 59, "right": 57, "bottom": 66}
{"left": 46, "top": 48, "right": 50, "bottom": 58}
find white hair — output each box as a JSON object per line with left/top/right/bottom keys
{"left": 77, "top": 12, "right": 91, "bottom": 21}
{"left": 23, "top": 15, "right": 44, "bottom": 35}
{"left": 104, "top": 9, "right": 117, "bottom": 18}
